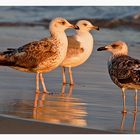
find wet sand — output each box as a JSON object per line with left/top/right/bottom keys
{"left": 0, "top": 26, "right": 140, "bottom": 133}
{"left": 0, "top": 114, "right": 114, "bottom": 134}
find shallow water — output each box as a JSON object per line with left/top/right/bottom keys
{"left": 0, "top": 25, "right": 140, "bottom": 133}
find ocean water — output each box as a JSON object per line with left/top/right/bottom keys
{"left": 0, "top": 6, "right": 139, "bottom": 21}
{"left": 0, "top": 6, "right": 140, "bottom": 133}
{"left": 0, "top": 6, "right": 140, "bottom": 30}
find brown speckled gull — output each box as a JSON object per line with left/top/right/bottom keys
{"left": 97, "top": 41, "right": 140, "bottom": 113}
{"left": 0, "top": 17, "right": 78, "bottom": 93}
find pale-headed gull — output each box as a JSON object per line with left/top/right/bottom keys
{"left": 61, "top": 20, "right": 99, "bottom": 85}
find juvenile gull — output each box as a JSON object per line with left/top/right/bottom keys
{"left": 97, "top": 41, "right": 140, "bottom": 113}
{"left": 0, "top": 17, "right": 78, "bottom": 93}
{"left": 61, "top": 20, "right": 99, "bottom": 85}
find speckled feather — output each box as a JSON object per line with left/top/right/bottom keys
{"left": 1, "top": 37, "right": 60, "bottom": 70}
{"left": 108, "top": 55, "right": 140, "bottom": 88}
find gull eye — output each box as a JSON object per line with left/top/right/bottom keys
{"left": 112, "top": 44, "right": 118, "bottom": 49}
{"left": 83, "top": 23, "right": 87, "bottom": 26}
{"left": 61, "top": 21, "right": 66, "bottom": 25}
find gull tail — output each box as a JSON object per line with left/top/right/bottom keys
{"left": 0, "top": 53, "right": 15, "bottom": 66}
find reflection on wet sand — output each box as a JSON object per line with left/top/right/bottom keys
{"left": 5, "top": 85, "right": 87, "bottom": 127}
{"left": 33, "top": 85, "right": 87, "bottom": 127}
{"left": 119, "top": 97, "right": 139, "bottom": 133}
{"left": 120, "top": 112, "right": 137, "bottom": 133}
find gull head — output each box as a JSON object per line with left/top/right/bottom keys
{"left": 49, "top": 17, "right": 79, "bottom": 32}
{"left": 76, "top": 20, "right": 99, "bottom": 32}
{"left": 97, "top": 41, "right": 128, "bottom": 56}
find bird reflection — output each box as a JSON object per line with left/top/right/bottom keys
{"left": 120, "top": 112, "right": 137, "bottom": 133}
{"left": 33, "top": 85, "right": 87, "bottom": 127}
{"left": 120, "top": 112, "right": 127, "bottom": 131}
{"left": 119, "top": 93, "right": 139, "bottom": 133}
{"left": 61, "top": 84, "right": 73, "bottom": 97}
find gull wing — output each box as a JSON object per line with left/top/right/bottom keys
{"left": 2, "top": 39, "right": 57, "bottom": 68}
{"left": 66, "top": 36, "right": 84, "bottom": 58}
{"left": 109, "top": 55, "right": 140, "bottom": 85}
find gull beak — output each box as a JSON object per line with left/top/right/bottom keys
{"left": 74, "top": 25, "right": 80, "bottom": 30}
{"left": 97, "top": 46, "right": 108, "bottom": 51}
{"left": 91, "top": 25, "right": 100, "bottom": 31}
{"left": 68, "top": 24, "right": 79, "bottom": 30}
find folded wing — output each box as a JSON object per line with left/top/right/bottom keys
{"left": 109, "top": 55, "right": 140, "bottom": 85}
{"left": 1, "top": 39, "right": 57, "bottom": 69}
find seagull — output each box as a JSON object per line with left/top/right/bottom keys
{"left": 61, "top": 20, "right": 99, "bottom": 85}
{"left": 97, "top": 40, "right": 140, "bottom": 113}
{"left": 0, "top": 17, "right": 78, "bottom": 93}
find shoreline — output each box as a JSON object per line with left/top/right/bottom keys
{"left": 0, "top": 114, "right": 117, "bottom": 134}
{"left": 0, "top": 16, "right": 140, "bottom": 31}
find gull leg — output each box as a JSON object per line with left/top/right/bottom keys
{"left": 36, "top": 72, "right": 40, "bottom": 93}
{"left": 121, "top": 88, "right": 127, "bottom": 113}
{"left": 62, "top": 67, "right": 66, "bottom": 85}
{"left": 134, "top": 89, "right": 138, "bottom": 113}
{"left": 40, "top": 73, "right": 48, "bottom": 93}
{"left": 68, "top": 67, "right": 74, "bottom": 85}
